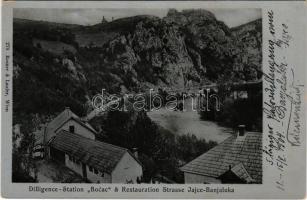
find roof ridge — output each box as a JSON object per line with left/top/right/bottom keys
{"left": 50, "top": 108, "right": 97, "bottom": 134}
{"left": 230, "top": 162, "right": 255, "bottom": 183}
{"left": 180, "top": 132, "right": 262, "bottom": 183}
{"left": 65, "top": 109, "right": 97, "bottom": 134}
{"left": 50, "top": 130, "right": 129, "bottom": 173}
{"left": 180, "top": 134, "right": 236, "bottom": 171}
{"left": 58, "top": 129, "right": 128, "bottom": 151}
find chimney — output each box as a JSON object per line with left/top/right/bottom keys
{"left": 132, "top": 148, "right": 138, "bottom": 158}
{"left": 238, "top": 125, "right": 245, "bottom": 136}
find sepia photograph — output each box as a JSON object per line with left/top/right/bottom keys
{"left": 12, "top": 7, "right": 263, "bottom": 184}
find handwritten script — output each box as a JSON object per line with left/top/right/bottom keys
{"left": 263, "top": 10, "right": 303, "bottom": 191}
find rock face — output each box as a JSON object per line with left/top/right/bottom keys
{"left": 13, "top": 9, "right": 262, "bottom": 115}
{"left": 90, "top": 9, "right": 255, "bottom": 90}
{"left": 99, "top": 15, "right": 197, "bottom": 89}
{"left": 164, "top": 9, "right": 235, "bottom": 81}
{"left": 231, "top": 19, "right": 262, "bottom": 80}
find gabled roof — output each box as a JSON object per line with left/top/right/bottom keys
{"left": 220, "top": 163, "right": 255, "bottom": 183}
{"left": 180, "top": 132, "right": 262, "bottom": 183}
{"left": 45, "top": 107, "right": 97, "bottom": 141}
{"left": 49, "top": 130, "right": 141, "bottom": 174}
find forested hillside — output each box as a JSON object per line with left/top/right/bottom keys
{"left": 13, "top": 10, "right": 261, "bottom": 117}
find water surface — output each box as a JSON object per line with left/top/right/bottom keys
{"left": 147, "top": 97, "right": 232, "bottom": 143}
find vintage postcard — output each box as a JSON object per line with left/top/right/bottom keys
{"left": 1, "top": 1, "right": 306, "bottom": 199}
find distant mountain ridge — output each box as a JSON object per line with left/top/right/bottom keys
{"left": 13, "top": 9, "right": 262, "bottom": 116}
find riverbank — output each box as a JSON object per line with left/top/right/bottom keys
{"left": 147, "top": 106, "right": 232, "bottom": 143}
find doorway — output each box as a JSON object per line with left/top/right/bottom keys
{"left": 82, "top": 163, "right": 87, "bottom": 179}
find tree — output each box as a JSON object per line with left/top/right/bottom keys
{"left": 12, "top": 114, "right": 41, "bottom": 182}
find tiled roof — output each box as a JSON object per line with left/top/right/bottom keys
{"left": 49, "top": 130, "right": 128, "bottom": 173}
{"left": 228, "top": 163, "right": 255, "bottom": 183}
{"left": 180, "top": 132, "right": 262, "bottom": 183}
{"left": 45, "top": 108, "right": 97, "bottom": 141}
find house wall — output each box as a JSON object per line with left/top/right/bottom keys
{"left": 50, "top": 147, "right": 65, "bottom": 164}
{"left": 65, "top": 154, "right": 83, "bottom": 176}
{"left": 111, "top": 152, "right": 142, "bottom": 183}
{"left": 56, "top": 119, "right": 95, "bottom": 140}
{"left": 86, "top": 166, "right": 111, "bottom": 183}
{"left": 184, "top": 172, "right": 221, "bottom": 184}
{"left": 65, "top": 154, "right": 112, "bottom": 183}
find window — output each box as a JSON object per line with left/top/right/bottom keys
{"left": 89, "top": 166, "right": 93, "bottom": 172}
{"left": 126, "top": 179, "right": 133, "bottom": 184}
{"left": 94, "top": 168, "right": 98, "bottom": 174}
{"left": 136, "top": 177, "right": 141, "bottom": 184}
{"left": 71, "top": 157, "right": 77, "bottom": 163}
{"left": 68, "top": 155, "right": 72, "bottom": 161}
{"left": 69, "top": 125, "right": 75, "bottom": 133}
{"left": 100, "top": 172, "right": 104, "bottom": 177}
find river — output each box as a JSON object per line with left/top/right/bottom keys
{"left": 147, "top": 97, "right": 233, "bottom": 143}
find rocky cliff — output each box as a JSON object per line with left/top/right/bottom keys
{"left": 13, "top": 9, "right": 262, "bottom": 116}
{"left": 231, "top": 18, "right": 262, "bottom": 80}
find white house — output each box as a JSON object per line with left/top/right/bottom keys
{"left": 49, "top": 130, "right": 143, "bottom": 183}
{"left": 45, "top": 107, "right": 97, "bottom": 141}
{"left": 33, "top": 107, "right": 97, "bottom": 158}
{"left": 180, "top": 126, "right": 262, "bottom": 184}
{"left": 34, "top": 107, "right": 143, "bottom": 183}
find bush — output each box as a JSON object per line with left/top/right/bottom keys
{"left": 92, "top": 110, "right": 217, "bottom": 183}
{"left": 216, "top": 90, "right": 262, "bottom": 131}
{"left": 199, "top": 84, "right": 262, "bottom": 132}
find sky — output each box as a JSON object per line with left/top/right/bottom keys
{"left": 14, "top": 8, "right": 261, "bottom": 28}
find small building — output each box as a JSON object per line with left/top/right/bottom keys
{"left": 48, "top": 130, "right": 143, "bottom": 183}
{"left": 180, "top": 126, "right": 262, "bottom": 184}
{"left": 45, "top": 107, "right": 97, "bottom": 141}
{"left": 33, "top": 107, "right": 97, "bottom": 158}
{"left": 230, "top": 80, "right": 262, "bottom": 100}
{"left": 33, "top": 107, "right": 143, "bottom": 183}
{"left": 101, "top": 16, "right": 108, "bottom": 24}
